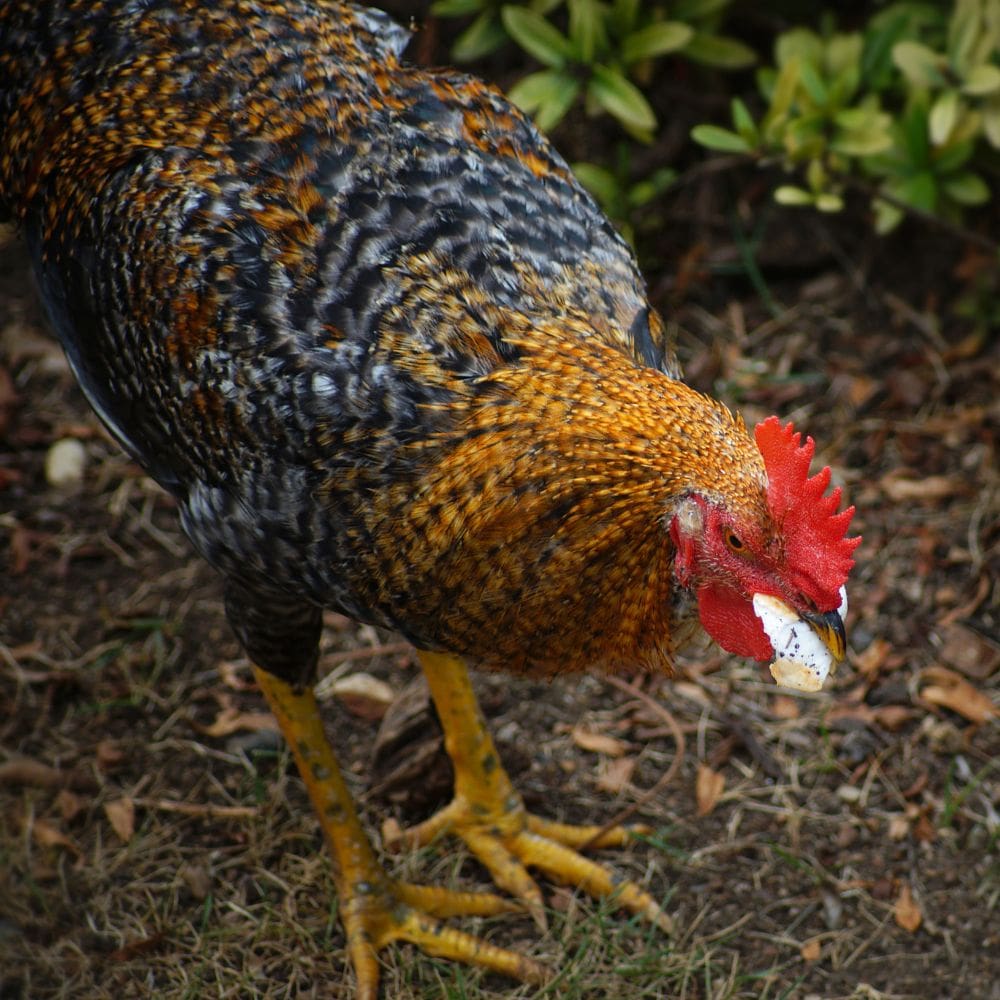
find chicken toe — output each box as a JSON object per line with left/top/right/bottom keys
{"left": 394, "top": 651, "right": 673, "bottom": 934}
{"left": 252, "top": 665, "right": 548, "bottom": 997}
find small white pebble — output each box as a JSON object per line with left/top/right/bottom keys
{"left": 836, "top": 784, "right": 862, "bottom": 804}
{"left": 44, "top": 437, "right": 87, "bottom": 488}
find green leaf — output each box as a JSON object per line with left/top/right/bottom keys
{"left": 691, "top": 123, "right": 752, "bottom": 152}
{"left": 775, "top": 28, "right": 824, "bottom": 70}
{"left": 673, "top": 0, "right": 731, "bottom": 20}
{"left": 962, "top": 63, "right": 1000, "bottom": 96}
{"left": 942, "top": 171, "right": 991, "bottom": 205}
{"left": 862, "top": 15, "right": 908, "bottom": 91}
{"left": 895, "top": 170, "right": 938, "bottom": 212}
{"left": 805, "top": 155, "right": 827, "bottom": 193}
{"left": 589, "top": 65, "right": 657, "bottom": 131}
{"left": 507, "top": 69, "right": 580, "bottom": 130}
{"left": 766, "top": 57, "right": 802, "bottom": 123}
{"left": 628, "top": 167, "right": 677, "bottom": 207}
{"left": 815, "top": 192, "right": 844, "bottom": 212}
{"left": 783, "top": 113, "right": 827, "bottom": 159}
{"left": 900, "top": 100, "right": 931, "bottom": 164}
{"left": 610, "top": 0, "right": 640, "bottom": 34}
{"left": 826, "top": 33, "right": 864, "bottom": 79}
{"left": 571, "top": 162, "right": 621, "bottom": 209}
{"left": 535, "top": 80, "right": 582, "bottom": 130}
{"left": 828, "top": 61, "right": 861, "bottom": 108}
{"left": 730, "top": 97, "right": 758, "bottom": 141}
{"left": 683, "top": 33, "right": 757, "bottom": 70}
{"left": 431, "top": 0, "right": 482, "bottom": 17}
{"left": 452, "top": 11, "right": 508, "bottom": 62}
{"left": 947, "top": 0, "right": 984, "bottom": 74}
{"left": 621, "top": 22, "right": 694, "bottom": 65}
{"left": 892, "top": 40, "right": 946, "bottom": 88}
{"left": 832, "top": 111, "right": 893, "bottom": 156}
{"left": 933, "top": 136, "right": 974, "bottom": 173}
{"left": 873, "top": 196, "right": 906, "bottom": 234}
{"left": 929, "top": 89, "right": 961, "bottom": 144}
{"left": 982, "top": 102, "right": 1000, "bottom": 148}
{"left": 501, "top": 6, "right": 574, "bottom": 67}
{"left": 568, "top": 0, "right": 606, "bottom": 65}
{"left": 798, "top": 60, "right": 829, "bottom": 106}
{"left": 774, "top": 185, "right": 815, "bottom": 206}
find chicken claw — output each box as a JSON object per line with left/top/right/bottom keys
{"left": 390, "top": 651, "right": 674, "bottom": 934}
{"left": 252, "top": 666, "right": 548, "bottom": 998}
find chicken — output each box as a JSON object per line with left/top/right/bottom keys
{"left": 0, "top": 0, "right": 860, "bottom": 994}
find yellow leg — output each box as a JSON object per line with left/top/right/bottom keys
{"left": 394, "top": 651, "right": 673, "bottom": 934}
{"left": 251, "top": 665, "right": 549, "bottom": 998}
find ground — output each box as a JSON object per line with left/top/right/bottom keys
{"left": 0, "top": 21, "right": 998, "bottom": 1000}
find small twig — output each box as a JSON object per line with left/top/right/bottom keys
{"left": 579, "top": 674, "right": 686, "bottom": 852}
{"left": 322, "top": 641, "right": 412, "bottom": 669}
{"left": 132, "top": 797, "right": 258, "bottom": 818}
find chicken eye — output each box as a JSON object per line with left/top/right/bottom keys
{"left": 724, "top": 530, "right": 746, "bottom": 554}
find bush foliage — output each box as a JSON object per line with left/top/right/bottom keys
{"left": 436, "top": 0, "right": 1000, "bottom": 240}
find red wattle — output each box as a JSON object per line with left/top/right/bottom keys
{"left": 697, "top": 584, "right": 773, "bottom": 660}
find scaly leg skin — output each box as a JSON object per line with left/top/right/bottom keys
{"left": 251, "top": 665, "right": 549, "bottom": 999}
{"left": 392, "top": 650, "right": 674, "bottom": 934}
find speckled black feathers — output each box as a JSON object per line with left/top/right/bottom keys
{"left": 1, "top": 0, "right": 749, "bottom": 678}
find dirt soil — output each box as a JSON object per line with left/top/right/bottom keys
{"left": 0, "top": 38, "right": 998, "bottom": 1000}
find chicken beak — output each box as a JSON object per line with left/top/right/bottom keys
{"left": 800, "top": 608, "right": 847, "bottom": 662}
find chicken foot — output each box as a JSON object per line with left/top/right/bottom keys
{"left": 252, "top": 665, "right": 549, "bottom": 998}
{"left": 394, "top": 650, "right": 674, "bottom": 934}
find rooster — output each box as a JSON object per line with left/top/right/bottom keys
{"left": 0, "top": 0, "right": 859, "bottom": 994}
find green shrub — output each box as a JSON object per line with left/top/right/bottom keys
{"left": 693, "top": 1, "right": 1000, "bottom": 233}
{"left": 435, "top": 0, "right": 754, "bottom": 134}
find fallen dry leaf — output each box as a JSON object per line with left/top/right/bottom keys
{"left": 844, "top": 373, "right": 878, "bottom": 407}
{"left": 198, "top": 706, "right": 279, "bottom": 738}
{"left": 95, "top": 739, "right": 125, "bottom": 771}
{"left": 887, "top": 814, "right": 910, "bottom": 841}
{"left": 880, "top": 474, "right": 962, "bottom": 502}
{"left": 920, "top": 666, "right": 998, "bottom": 725}
{"left": 381, "top": 817, "right": 404, "bottom": 851}
{"left": 826, "top": 701, "right": 876, "bottom": 726}
{"left": 894, "top": 882, "right": 922, "bottom": 933}
{"left": 696, "top": 763, "right": 725, "bottom": 817}
{"left": 327, "top": 671, "right": 396, "bottom": 721}
{"left": 596, "top": 755, "right": 636, "bottom": 794}
{"left": 570, "top": 725, "right": 628, "bottom": 758}
{"left": 0, "top": 757, "right": 78, "bottom": 789}
{"left": 936, "top": 623, "right": 1000, "bottom": 680}
{"left": 873, "top": 705, "right": 914, "bottom": 732}
{"left": 30, "top": 817, "right": 81, "bottom": 857}
{"left": 853, "top": 638, "right": 892, "bottom": 680}
{"left": 770, "top": 695, "right": 800, "bottom": 720}
{"left": 800, "top": 938, "right": 822, "bottom": 962}
{"left": 104, "top": 797, "right": 135, "bottom": 843}
{"left": 108, "top": 933, "right": 168, "bottom": 963}
{"left": 178, "top": 862, "right": 212, "bottom": 900}
{"left": 55, "top": 789, "right": 85, "bottom": 823}
{"left": 913, "top": 813, "right": 936, "bottom": 843}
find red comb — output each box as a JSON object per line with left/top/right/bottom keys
{"left": 754, "top": 416, "right": 861, "bottom": 609}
